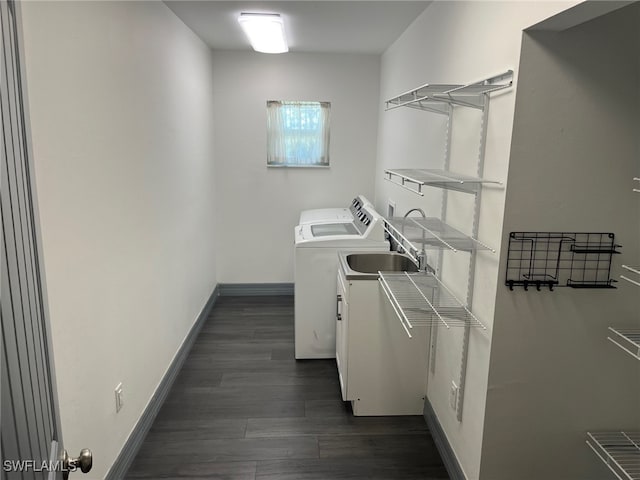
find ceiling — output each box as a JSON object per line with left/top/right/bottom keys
{"left": 164, "top": 1, "right": 431, "bottom": 54}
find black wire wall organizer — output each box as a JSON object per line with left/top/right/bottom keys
{"left": 505, "top": 232, "right": 621, "bottom": 291}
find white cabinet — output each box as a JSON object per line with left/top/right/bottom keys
{"left": 335, "top": 271, "right": 349, "bottom": 400}
{"left": 336, "top": 266, "right": 428, "bottom": 416}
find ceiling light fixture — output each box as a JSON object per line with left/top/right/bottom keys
{"left": 238, "top": 13, "right": 288, "bottom": 54}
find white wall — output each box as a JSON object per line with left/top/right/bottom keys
{"left": 20, "top": 2, "right": 217, "bottom": 478}
{"left": 483, "top": 4, "right": 640, "bottom": 479}
{"left": 375, "top": 2, "right": 578, "bottom": 479}
{"left": 211, "top": 51, "right": 380, "bottom": 283}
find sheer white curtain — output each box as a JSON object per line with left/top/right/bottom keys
{"left": 267, "top": 101, "right": 330, "bottom": 166}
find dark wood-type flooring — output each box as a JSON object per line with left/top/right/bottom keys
{"left": 126, "top": 296, "right": 449, "bottom": 479}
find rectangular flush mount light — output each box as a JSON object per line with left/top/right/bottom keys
{"left": 238, "top": 13, "right": 288, "bottom": 54}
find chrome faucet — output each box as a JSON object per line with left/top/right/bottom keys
{"left": 401, "top": 208, "right": 428, "bottom": 271}
{"left": 403, "top": 208, "right": 427, "bottom": 220}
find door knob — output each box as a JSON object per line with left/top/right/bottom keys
{"left": 63, "top": 448, "right": 92, "bottom": 479}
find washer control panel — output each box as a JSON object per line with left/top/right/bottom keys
{"left": 349, "top": 197, "right": 364, "bottom": 216}
{"left": 353, "top": 205, "right": 375, "bottom": 234}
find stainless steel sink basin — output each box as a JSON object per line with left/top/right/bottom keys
{"left": 347, "top": 253, "right": 419, "bottom": 273}
{"left": 338, "top": 252, "right": 418, "bottom": 279}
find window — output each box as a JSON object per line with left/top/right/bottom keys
{"left": 267, "top": 101, "right": 330, "bottom": 167}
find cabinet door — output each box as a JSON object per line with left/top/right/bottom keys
{"left": 335, "top": 271, "right": 349, "bottom": 400}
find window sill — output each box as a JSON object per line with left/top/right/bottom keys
{"left": 267, "top": 164, "right": 330, "bottom": 169}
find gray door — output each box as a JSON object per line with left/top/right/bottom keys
{"left": 1, "top": 2, "right": 90, "bottom": 479}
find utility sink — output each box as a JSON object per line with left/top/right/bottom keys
{"left": 347, "top": 253, "right": 419, "bottom": 273}
{"left": 338, "top": 251, "right": 418, "bottom": 280}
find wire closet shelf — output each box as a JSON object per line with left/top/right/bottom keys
{"left": 386, "top": 217, "right": 493, "bottom": 253}
{"left": 621, "top": 265, "right": 640, "bottom": 287}
{"left": 607, "top": 328, "right": 640, "bottom": 361}
{"left": 382, "top": 70, "right": 512, "bottom": 423}
{"left": 383, "top": 168, "right": 501, "bottom": 196}
{"left": 385, "top": 70, "right": 514, "bottom": 113}
{"left": 586, "top": 431, "right": 640, "bottom": 480}
{"left": 378, "top": 271, "right": 485, "bottom": 338}
{"left": 612, "top": 264, "right": 640, "bottom": 361}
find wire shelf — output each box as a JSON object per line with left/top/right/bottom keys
{"left": 386, "top": 217, "right": 493, "bottom": 253}
{"left": 621, "top": 265, "right": 640, "bottom": 288}
{"left": 586, "top": 431, "right": 640, "bottom": 480}
{"left": 385, "top": 70, "right": 514, "bottom": 112}
{"left": 383, "top": 168, "right": 502, "bottom": 195}
{"left": 505, "top": 232, "right": 621, "bottom": 290}
{"left": 608, "top": 328, "right": 640, "bottom": 361}
{"left": 378, "top": 271, "right": 485, "bottom": 338}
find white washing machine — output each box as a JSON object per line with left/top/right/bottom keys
{"left": 298, "top": 195, "right": 373, "bottom": 225}
{"left": 294, "top": 204, "right": 389, "bottom": 359}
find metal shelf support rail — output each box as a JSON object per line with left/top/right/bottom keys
{"left": 431, "top": 105, "right": 454, "bottom": 375}
{"left": 607, "top": 328, "right": 640, "bottom": 361}
{"left": 456, "top": 94, "right": 490, "bottom": 421}
{"left": 586, "top": 431, "right": 640, "bottom": 480}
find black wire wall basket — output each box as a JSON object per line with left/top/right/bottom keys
{"left": 505, "top": 232, "right": 621, "bottom": 291}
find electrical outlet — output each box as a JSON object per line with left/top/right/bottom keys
{"left": 387, "top": 200, "right": 396, "bottom": 218}
{"left": 449, "top": 381, "right": 459, "bottom": 411}
{"left": 115, "top": 383, "right": 124, "bottom": 413}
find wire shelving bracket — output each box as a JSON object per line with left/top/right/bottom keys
{"left": 505, "top": 232, "right": 621, "bottom": 291}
